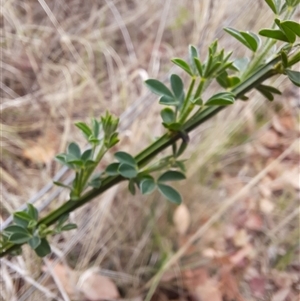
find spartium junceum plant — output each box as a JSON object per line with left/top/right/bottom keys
{"left": 1, "top": 0, "right": 299, "bottom": 258}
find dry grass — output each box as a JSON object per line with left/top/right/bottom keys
{"left": 1, "top": 0, "right": 299, "bottom": 300}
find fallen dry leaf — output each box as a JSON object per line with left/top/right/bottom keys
{"left": 259, "top": 198, "right": 274, "bottom": 214}
{"left": 271, "top": 288, "right": 291, "bottom": 301}
{"left": 248, "top": 276, "right": 266, "bottom": 298}
{"left": 42, "top": 261, "right": 80, "bottom": 299}
{"left": 233, "top": 229, "right": 249, "bottom": 247}
{"left": 195, "top": 279, "right": 222, "bottom": 301}
{"left": 258, "top": 130, "right": 279, "bottom": 148}
{"left": 220, "top": 266, "right": 245, "bottom": 301}
{"left": 77, "top": 268, "right": 120, "bottom": 300}
{"left": 173, "top": 204, "right": 191, "bottom": 235}
{"left": 245, "top": 213, "right": 264, "bottom": 231}
{"left": 230, "top": 244, "right": 255, "bottom": 266}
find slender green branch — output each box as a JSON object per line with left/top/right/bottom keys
{"left": 2, "top": 49, "right": 298, "bottom": 257}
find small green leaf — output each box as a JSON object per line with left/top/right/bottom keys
{"left": 157, "top": 184, "right": 182, "bottom": 204}
{"left": 68, "top": 142, "right": 81, "bottom": 158}
{"left": 160, "top": 108, "right": 175, "bottom": 124}
{"left": 203, "top": 55, "right": 213, "bottom": 78}
{"left": 275, "top": 19, "right": 296, "bottom": 43}
{"left": 114, "top": 151, "right": 136, "bottom": 167}
{"left": 286, "top": 69, "right": 300, "bottom": 87}
{"left": 189, "top": 45, "right": 199, "bottom": 74}
{"left": 28, "top": 236, "right": 41, "bottom": 249}
{"left": 171, "top": 58, "right": 193, "bottom": 76}
{"left": 176, "top": 140, "right": 188, "bottom": 158}
{"left": 158, "top": 170, "right": 186, "bottom": 182}
{"left": 53, "top": 181, "right": 72, "bottom": 190}
{"left": 240, "top": 31, "right": 260, "bottom": 52}
{"left": 75, "top": 122, "right": 92, "bottom": 138}
{"left": 173, "top": 160, "right": 186, "bottom": 172}
{"left": 13, "top": 212, "right": 32, "bottom": 228}
{"left": 4, "top": 225, "right": 30, "bottom": 235}
{"left": 159, "top": 95, "right": 178, "bottom": 106}
{"left": 92, "top": 118, "right": 100, "bottom": 138}
{"left": 206, "top": 92, "right": 235, "bottom": 106}
{"left": 280, "top": 21, "right": 300, "bottom": 37}
{"left": 281, "top": 51, "right": 288, "bottom": 68}
{"left": 61, "top": 224, "right": 77, "bottom": 231}
{"left": 106, "top": 162, "right": 120, "bottom": 176}
{"left": 128, "top": 179, "right": 136, "bottom": 195}
{"left": 256, "top": 86, "right": 275, "bottom": 100}
{"left": 145, "top": 79, "right": 173, "bottom": 97}
{"left": 81, "top": 149, "right": 93, "bottom": 161}
{"left": 9, "top": 232, "right": 32, "bottom": 244}
{"left": 191, "top": 96, "right": 203, "bottom": 105}
{"left": 57, "top": 214, "right": 69, "bottom": 228}
{"left": 194, "top": 57, "right": 203, "bottom": 77}
{"left": 118, "top": 164, "right": 138, "bottom": 179}
{"left": 140, "top": 177, "right": 156, "bottom": 195}
{"left": 163, "top": 122, "right": 182, "bottom": 131}
{"left": 34, "top": 238, "right": 51, "bottom": 257}
{"left": 259, "top": 29, "right": 289, "bottom": 42}
{"left": 26, "top": 203, "right": 38, "bottom": 221}
{"left": 264, "top": 0, "right": 278, "bottom": 13}
{"left": 88, "top": 177, "right": 102, "bottom": 189}
{"left": 170, "top": 74, "right": 184, "bottom": 103}
{"left": 27, "top": 220, "right": 37, "bottom": 229}
{"left": 224, "top": 27, "right": 256, "bottom": 51}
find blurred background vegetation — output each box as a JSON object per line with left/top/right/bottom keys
{"left": 1, "top": 0, "right": 299, "bottom": 300}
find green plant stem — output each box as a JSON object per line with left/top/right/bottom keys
{"left": 1, "top": 50, "right": 299, "bottom": 257}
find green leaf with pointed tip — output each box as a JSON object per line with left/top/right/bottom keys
{"left": 240, "top": 31, "right": 260, "bottom": 52}
{"left": 224, "top": 28, "right": 254, "bottom": 51}
{"left": 92, "top": 118, "right": 100, "bottom": 138}
{"left": 275, "top": 19, "right": 296, "bottom": 43}
{"left": 106, "top": 162, "right": 120, "bottom": 176}
{"left": 256, "top": 86, "right": 274, "bottom": 101}
{"left": 158, "top": 170, "right": 186, "bottom": 182}
{"left": 61, "top": 224, "right": 77, "bottom": 231}
{"left": 160, "top": 108, "right": 175, "bottom": 124}
{"left": 28, "top": 236, "right": 41, "bottom": 249}
{"left": 171, "top": 58, "right": 193, "bottom": 76}
{"left": 9, "top": 232, "right": 32, "bottom": 244}
{"left": 13, "top": 212, "right": 33, "bottom": 228}
{"left": 189, "top": 45, "right": 199, "bottom": 74}
{"left": 114, "top": 151, "right": 136, "bottom": 167}
{"left": 264, "top": 0, "right": 278, "bottom": 13}
{"left": 118, "top": 164, "right": 138, "bottom": 179}
{"left": 34, "top": 238, "right": 51, "bottom": 257}
{"left": 170, "top": 74, "right": 184, "bottom": 104}
{"left": 204, "top": 55, "right": 213, "bottom": 78}
{"left": 206, "top": 92, "right": 235, "bottom": 106}
{"left": 26, "top": 204, "right": 38, "bottom": 221}
{"left": 81, "top": 149, "right": 93, "bottom": 161}
{"left": 281, "top": 51, "right": 288, "bottom": 68}
{"left": 194, "top": 57, "right": 203, "bottom": 77}
{"left": 4, "top": 225, "right": 30, "bottom": 235}
{"left": 145, "top": 79, "right": 173, "bottom": 97}
{"left": 68, "top": 142, "right": 81, "bottom": 158}
{"left": 259, "top": 29, "right": 289, "bottom": 42}
{"left": 75, "top": 122, "right": 92, "bottom": 138}
{"left": 53, "top": 181, "right": 72, "bottom": 190}
{"left": 57, "top": 214, "right": 69, "bottom": 227}
{"left": 140, "top": 177, "right": 156, "bottom": 195}
{"left": 157, "top": 184, "right": 182, "bottom": 204}
{"left": 159, "top": 95, "right": 178, "bottom": 106}
{"left": 128, "top": 179, "right": 136, "bottom": 195}
{"left": 88, "top": 177, "right": 101, "bottom": 189}
{"left": 258, "top": 84, "right": 281, "bottom": 95}
{"left": 163, "top": 122, "right": 182, "bottom": 131}
{"left": 286, "top": 69, "right": 300, "bottom": 87}
{"left": 281, "top": 20, "right": 300, "bottom": 38}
